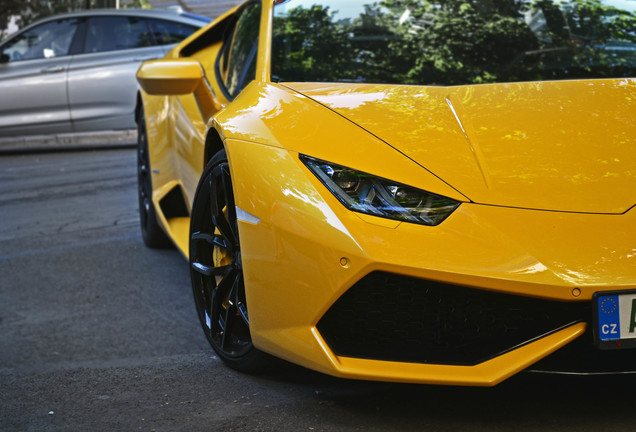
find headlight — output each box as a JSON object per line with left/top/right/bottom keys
{"left": 301, "top": 155, "right": 460, "bottom": 226}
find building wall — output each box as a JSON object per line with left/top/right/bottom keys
{"left": 147, "top": 0, "right": 244, "bottom": 19}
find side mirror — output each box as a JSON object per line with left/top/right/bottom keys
{"left": 0, "top": 52, "right": 9, "bottom": 63}
{"left": 137, "top": 58, "right": 221, "bottom": 120}
{"left": 136, "top": 59, "right": 204, "bottom": 95}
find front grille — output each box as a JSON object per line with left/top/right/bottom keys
{"left": 317, "top": 272, "right": 590, "bottom": 365}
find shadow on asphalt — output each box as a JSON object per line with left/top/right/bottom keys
{"left": 249, "top": 357, "right": 636, "bottom": 426}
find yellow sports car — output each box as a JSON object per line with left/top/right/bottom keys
{"left": 135, "top": 0, "right": 636, "bottom": 385}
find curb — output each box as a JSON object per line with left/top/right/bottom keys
{"left": 0, "top": 130, "right": 137, "bottom": 154}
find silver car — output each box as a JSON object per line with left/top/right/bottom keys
{"left": 0, "top": 9, "right": 209, "bottom": 137}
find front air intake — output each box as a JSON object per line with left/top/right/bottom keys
{"left": 317, "top": 272, "right": 590, "bottom": 365}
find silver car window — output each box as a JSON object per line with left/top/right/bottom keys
{"left": 84, "top": 16, "right": 153, "bottom": 53}
{"left": 146, "top": 18, "right": 199, "bottom": 45}
{"left": 1, "top": 18, "right": 79, "bottom": 62}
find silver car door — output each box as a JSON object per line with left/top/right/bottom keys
{"left": 67, "top": 15, "right": 164, "bottom": 132}
{"left": 0, "top": 18, "right": 81, "bottom": 137}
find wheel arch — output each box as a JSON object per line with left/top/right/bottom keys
{"left": 203, "top": 123, "right": 226, "bottom": 170}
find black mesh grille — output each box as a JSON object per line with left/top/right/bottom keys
{"left": 317, "top": 272, "right": 591, "bottom": 365}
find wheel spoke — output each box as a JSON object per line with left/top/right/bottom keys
{"left": 192, "top": 261, "right": 231, "bottom": 277}
{"left": 208, "top": 173, "right": 220, "bottom": 220}
{"left": 212, "top": 235, "right": 228, "bottom": 249}
{"left": 209, "top": 268, "right": 236, "bottom": 327}
{"left": 200, "top": 275, "right": 214, "bottom": 328}
{"left": 190, "top": 231, "right": 208, "bottom": 261}
{"left": 221, "top": 165, "right": 238, "bottom": 240}
{"left": 220, "top": 275, "right": 240, "bottom": 349}
{"left": 209, "top": 287, "right": 222, "bottom": 335}
{"left": 191, "top": 231, "right": 227, "bottom": 249}
{"left": 237, "top": 303, "right": 249, "bottom": 327}
{"left": 236, "top": 273, "right": 249, "bottom": 326}
{"left": 213, "top": 215, "right": 237, "bottom": 251}
{"left": 212, "top": 268, "right": 237, "bottom": 338}
{"left": 192, "top": 261, "right": 210, "bottom": 276}
{"left": 209, "top": 169, "right": 237, "bottom": 251}
{"left": 191, "top": 231, "right": 211, "bottom": 244}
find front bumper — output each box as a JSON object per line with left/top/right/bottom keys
{"left": 227, "top": 139, "right": 636, "bottom": 386}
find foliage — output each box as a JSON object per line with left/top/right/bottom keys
{"left": 272, "top": 0, "right": 636, "bottom": 85}
{"left": 272, "top": 5, "right": 357, "bottom": 81}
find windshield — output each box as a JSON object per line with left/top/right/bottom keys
{"left": 271, "top": 0, "right": 636, "bottom": 85}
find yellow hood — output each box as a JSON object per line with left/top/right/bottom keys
{"left": 286, "top": 79, "right": 636, "bottom": 214}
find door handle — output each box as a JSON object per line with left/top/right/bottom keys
{"left": 41, "top": 66, "right": 65, "bottom": 73}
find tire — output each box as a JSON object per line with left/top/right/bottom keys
{"left": 137, "top": 107, "right": 171, "bottom": 248}
{"left": 189, "top": 149, "right": 268, "bottom": 372}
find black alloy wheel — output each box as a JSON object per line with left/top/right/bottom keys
{"left": 137, "top": 107, "right": 170, "bottom": 248}
{"left": 190, "top": 149, "right": 266, "bottom": 371}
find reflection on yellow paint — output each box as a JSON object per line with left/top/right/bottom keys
{"left": 290, "top": 79, "right": 636, "bottom": 214}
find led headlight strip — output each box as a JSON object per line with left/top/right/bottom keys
{"left": 300, "top": 155, "right": 460, "bottom": 226}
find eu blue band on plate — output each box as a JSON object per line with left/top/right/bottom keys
{"left": 598, "top": 295, "right": 620, "bottom": 340}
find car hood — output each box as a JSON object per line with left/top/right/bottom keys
{"left": 285, "top": 80, "right": 636, "bottom": 214}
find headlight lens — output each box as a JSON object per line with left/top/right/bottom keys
{"left": 301, "top": 155, "right": 460, "bottom": 226}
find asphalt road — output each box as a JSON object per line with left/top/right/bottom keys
{"left": 1, "top": 148, "right": 636, "bottom": 432}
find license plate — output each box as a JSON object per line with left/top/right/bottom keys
{"left": 594, "top": 291, "right": 636, "bottom": 350}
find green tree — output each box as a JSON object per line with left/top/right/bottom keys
{"left": 272, "top": 5, "right": 358, "bottom": 82}
{"left": 272, "top": 0, "right": 636, "bottom": 85}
